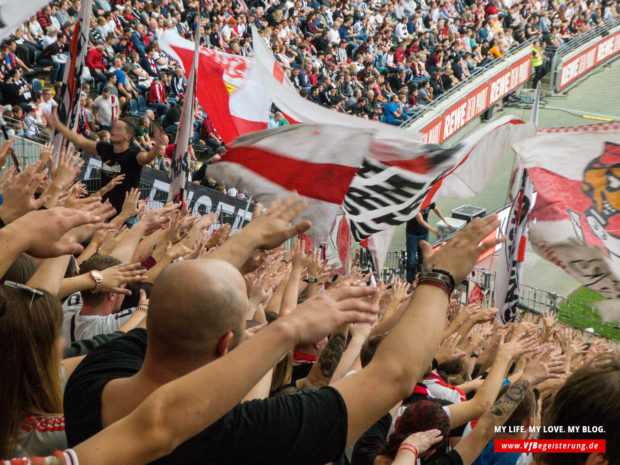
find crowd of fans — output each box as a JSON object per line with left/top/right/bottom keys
{"left": 0, "top": 0, "right": 617, "bottom": 149}
{"left": 0, "top": 1, "right": 618, "bottom": 464}
{"left": 0, "top": 133, "right": 617, "bottom": 465}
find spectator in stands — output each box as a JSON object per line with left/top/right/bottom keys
{"left": 92, "top": 86, "right": 120, "bottom": 131}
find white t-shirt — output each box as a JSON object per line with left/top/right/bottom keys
{"left": 93, "top": 94, "right": 119, "bottom": 126}
{"left": 62, "top": 292, "right": 135, "bottom": 343}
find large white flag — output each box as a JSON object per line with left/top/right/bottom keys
{"left": 209, "top": 124, "right": 373, "bottom": 241}
{"left": 515, "top": 122, "right": 620, "bottom": 322}
{"left": 0, "top": 0, "right": 51, "bottom": 43}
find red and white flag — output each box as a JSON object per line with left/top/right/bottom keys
{"left": 515, "top": 122, "right": 620, "bottom": 322}
{"left": 325, "top": 210, "right": 351, "bottom": 275}
{"left": 159, "top": 30, "right": 270, "bottom": 143}
{"left": 53, "top": 0, "right": 92, "bottom": 152}
{"left": 209, "top": 124, "right": 373, "bottom": 241}
{"left": 493, "top": 84, "right": 539, "bottom": 324}
{"left": 167, "top": 16, "right": 201, "bottom": 203}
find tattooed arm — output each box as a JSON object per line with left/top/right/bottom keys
{"left": 453, "top": 383, "right": 527, "bottom": 465}
{"left": 296, "top": 324, "right": 349, "bottom": 391}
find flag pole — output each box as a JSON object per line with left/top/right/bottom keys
{"left": 167, "top": 3, "right": 202, "bottom": 205}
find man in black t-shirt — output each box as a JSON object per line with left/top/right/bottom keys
{"left": 63, "top": 206, "right": 500, "bottom": 465}
{"left": 48, "top": 111, "right": 168, "bottom": 213}
{"left": 405, "top": 202, "right": 452, "bottom": 283}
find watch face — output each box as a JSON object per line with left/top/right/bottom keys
{"left": 92, "top": 270, "right": 103, "bottom": 280}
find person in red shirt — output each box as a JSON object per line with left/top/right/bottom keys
{"left": 86, "top": 42, "right": 107, "bottom": 86}
{"left": 148, "top": 76, "right": 170, "bottom": 116}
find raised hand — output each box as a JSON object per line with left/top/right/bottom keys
{"left": 120, "top": 188, "right": 142, "bottom": 218}
{"left": 7, "top": 207, "right": 103, "bottom": 257}
{"left": 0, "top": 136, "right": 15, "bottom": 170}
{"left": 100, "top": 263, "right": 147, "bottom": 294}
{"left": 284, "top": 285, "right": 379, "bottom": 345}
{"left": 0, "top": 162, "right": 49, "bottom": 223}
{"left": 420, "top": 215, "right": 503, "bottom": 283}
{"left": 95, "top": 174, "right": 126, "bottom": 197}
{"left": 244, "top": 195, "right": 312, "bottom": 250}
{"left": 51, "top": 147, "right": 84, "bottom": 190}
{"left": 436, "top": 333, "right": 467, "bottom": 365}
{"left": 291, "top": 239, "right": 310, "bottom": 269}
{"left": 400, "top": 429, "right": 444, "bottom": 457}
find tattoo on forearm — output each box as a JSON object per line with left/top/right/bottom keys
{"left": 318, "top": 332, "right": 347, "bottom": 379}
{"left": 488, "top": 383, "right": 526, "bottom": 423}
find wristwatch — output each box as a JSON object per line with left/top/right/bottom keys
{"left": 90, "top": 270, "right": 104, "bottom": 293}
{"left": 303, "top": 276, "right": 319, "bottom": 283}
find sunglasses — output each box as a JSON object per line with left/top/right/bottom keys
{"left": 1, "top": 281, "right": 44, "bottom": 318}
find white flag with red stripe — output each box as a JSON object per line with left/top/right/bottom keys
{"left": 515, "top": 122, "right": 620, "bottom": 322}
{"left": 159, "top": 30, "right": 270, "bottom": 143}
{"left": 209, "top": 124, "right": 373, "bottom": 241}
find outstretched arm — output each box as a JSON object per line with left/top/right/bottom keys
{"left": 47, "top": 109, "right": 99, "bottom": 155}
{"left": 73, "top": 286, "right": 380, "bottom": 465}
{"left": 333, "top": 216, "right": 502, "bottom": 446}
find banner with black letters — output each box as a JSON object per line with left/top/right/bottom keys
{"left": 80, "top": 153, "right": 253, "bottom": 232}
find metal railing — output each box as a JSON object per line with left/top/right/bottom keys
{"left": 0, "top": 115, "right": 51, "bottom": 146}
{"left": 400, "top": 39, "right": 534, "bottom": 129}
{"left": 549, "top": 15, "right": 620, "bottom": 92}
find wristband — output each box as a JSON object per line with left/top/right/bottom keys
{"left": 303, "top": 276, "right": 319, "bottom": 283}
{"left": 398, "top": 443, "right": 419, "bottom": 460}
{"left": 423, "top": 267, "right": 456, "bottom": 291}
{"left": 419, "top": 270, "right": 455, "bottom": 296}
{"left": 471, "top": 351, "right": 479, "bottom": 358}
{"left": 417, "top": 277, "right": 451, "bottom": 297}
{"left": 136, "top": 304, "right": 148, "bottom": 314}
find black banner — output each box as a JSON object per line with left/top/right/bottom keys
{"left": 80, "top": 153, "right": 253, "bottom": 232}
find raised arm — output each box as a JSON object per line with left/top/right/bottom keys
{"left": 47, "top": 109, "right": 99, "bottom": 155}
{"left": 333, "top": 216, "right": 503, "bottom": 446}
{"left": 73, "top": 285, "right": 380, "bottom": 465}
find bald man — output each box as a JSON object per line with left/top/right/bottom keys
{"left": 64, "top": 208, "right": 500, "bottom": 465}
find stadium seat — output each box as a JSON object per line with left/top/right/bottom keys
{"left": 129, "top": 99, "right": 143, "bottom": 117}
{"left": 138, "top": 95, "right": 148, "bottom": 113}
{"left": 32, "top": 79, "right": 43, "bottom": 94}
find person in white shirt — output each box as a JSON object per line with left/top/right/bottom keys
{"left": 395, "top": 19, "right": 410, "bottom": 40}
{"left": 93, "top": 87, "right": 120, "bottom": 130}
{"left": 60, "top": 255, "right": 142, "bottom": 343}
{"left": 29, "top": 17, "right": 43, "bottom": 39}
{"left": 327, "top": 23, "right": 341, "bottom": 43}
{"left": 41, "top": 27, "right": 59, "bottom": 48}
{"left": 39, "top": 88, "right": 58, "bottom": 120}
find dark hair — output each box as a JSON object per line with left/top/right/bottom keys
{"left": 1, "top": 254, "right": 37, "bottom": 284}
{"left": 437, "top": 358, "right": 465, "bottom": 376}
{"left": 378, "top": 400, "right": 450, "bottom": 459}
{"left": 360, "top": 334, "right": 385, "bottom": 367}
{"left": 537, "top": 355, "right": 619, "bottom": 465}
{"left": 121, "top": 282, "right": 152, "bottom": 311}
{"left": 79, "top": 254, "right": 122, "bottom": 304}
{"left": 120, "top": 118, "right": 137, "bottom": 138}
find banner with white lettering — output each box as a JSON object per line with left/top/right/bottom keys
{"left": 80, "top": 153, "right": 253, "bottom": 231}
{"left": 420, "top": 55, "right": 531, "bottom": 145}
{"left": 556, "top": 29, "right": 620, "bottom": 91}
